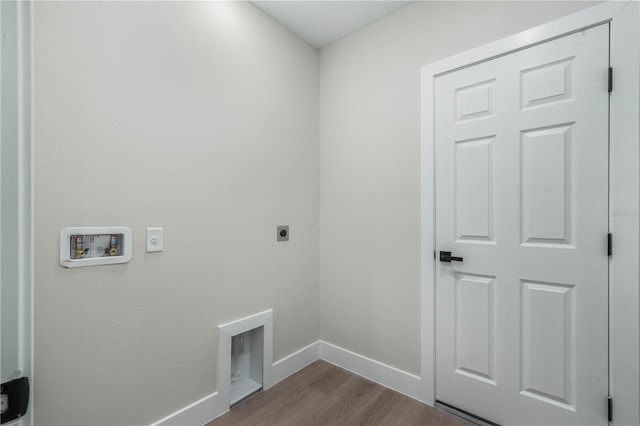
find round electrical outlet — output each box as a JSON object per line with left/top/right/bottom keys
{"left": 146, "top": 227, "right": 163, "bottom": 252}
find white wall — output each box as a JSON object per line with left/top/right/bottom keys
{"left": 33, "top": 2, "right": 318, "bottom": 425}
{"left": 319, "top": 0, "right": 600, "bottom": 376}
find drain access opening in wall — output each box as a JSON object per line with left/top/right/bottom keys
{"left": 218, "top": 310, "right": 273, "bottom": 409}
{"left": 230, "top": 327, "right": 263, "bottom": 405}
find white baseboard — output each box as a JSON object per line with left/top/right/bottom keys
{"left": 152, "top": 340, "right": 421, "bottom": 425}
{"left": 150, "top": 341, "right": 320, "bottom": 426}
{"left": 150, "top": 391, "right": 227, "bottom": 426}
{"left": 271, "top": 341, "right": 320, "bottom": 386}
{"left": 319, "top": 340, "right": 422, "bottom": 401}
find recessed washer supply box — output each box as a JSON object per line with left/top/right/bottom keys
{"left": 60, "top": 227, "right": 132, "bottom": 268}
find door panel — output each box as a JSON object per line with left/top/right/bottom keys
{"left": 455, "top": 137, "right": 495, "bottom": 242}
{"left": 521, "top": 280, "right": 575, "bottom": 409}
{"left": 454, "top": 273, "right": 496, "bottom": 385}
{"left": 521, "top": 125, "right": 573, "bottom": 245}
{"left": 435, "top": 24, "right": 609, "bottom": 425}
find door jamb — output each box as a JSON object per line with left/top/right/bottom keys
{"left": 0, "top": 1, "right": 34, "bottom": 424}
{"left": 420, "top": 2, "right": 639, "bottom": 425}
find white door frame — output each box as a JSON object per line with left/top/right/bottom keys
{"left": 1, "top": 0, "right": 34, "bottom": 424}
{"left": 420, "top": 2, "right": 639, "bottom": 424}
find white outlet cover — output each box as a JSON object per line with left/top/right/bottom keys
{"left": 146, "top": 227, "right": 163, "bottom": 253}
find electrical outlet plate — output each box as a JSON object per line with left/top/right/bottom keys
{"left": 277, "top": 225, "right": 289, "bottom": 242}
{"left": 146, "top": 227, "right": 163, "bottom": 252}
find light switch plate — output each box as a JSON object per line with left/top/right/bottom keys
{"left": 146, "top": 227, "right": 163, "bottom": 252}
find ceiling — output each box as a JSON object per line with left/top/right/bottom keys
{"left": 250, "top": 1, "right": 412, "bottom": 48}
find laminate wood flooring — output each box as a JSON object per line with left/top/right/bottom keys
{"left": 208, "top": 360, "right": 473, "bottom": 426}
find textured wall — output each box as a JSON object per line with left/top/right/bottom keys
{"left": 318, "top": 1, "right": 599, "bottom": 375}
{"left": 34, "top": 2, "right": 318, "bottom": 424}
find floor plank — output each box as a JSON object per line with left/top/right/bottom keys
{"left": 207, "top": 360, "right": 473, "bottom": 426}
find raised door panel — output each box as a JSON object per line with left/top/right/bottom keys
{"left": 455, "top": 137, "right": 495, "bottom": 243}
{"left": 521, "top": 58, "right": 574, "bottom": 110}
{"left": 520, "top": 124, "right": 574, "bottom": 246}
{"left": 454, "top": 274, "right": 496, "bottom": 386}
{"left": 521, "top": 280, "right": 575, "bottom": 411}
{"left": 456, "top": 79, "right": 496, "bottom": 122}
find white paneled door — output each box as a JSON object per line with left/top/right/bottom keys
{"left": 435, "top": 24, "right": 609, "bottom": 425}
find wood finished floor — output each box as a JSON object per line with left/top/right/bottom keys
{"left": 208, "top": 360, "right": 473, "bottom": 426}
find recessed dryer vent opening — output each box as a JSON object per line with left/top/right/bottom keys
{"left": 218, "top": 310, "right": 273, "bottom": 409}
{"left": 230, "top": 327, "right": 263, "bottom": 405}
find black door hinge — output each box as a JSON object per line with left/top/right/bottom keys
{"left": 608, "top": 67, "right": 613, "bottom": 93}
{"left": 1, "top": 377, "right": 29, "bottom": 424}
{"left": 608, "top": 233, "right": 613, "bottom": 257}
{"left": 608, "top": 395, "right": 613, "bottom": 422}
